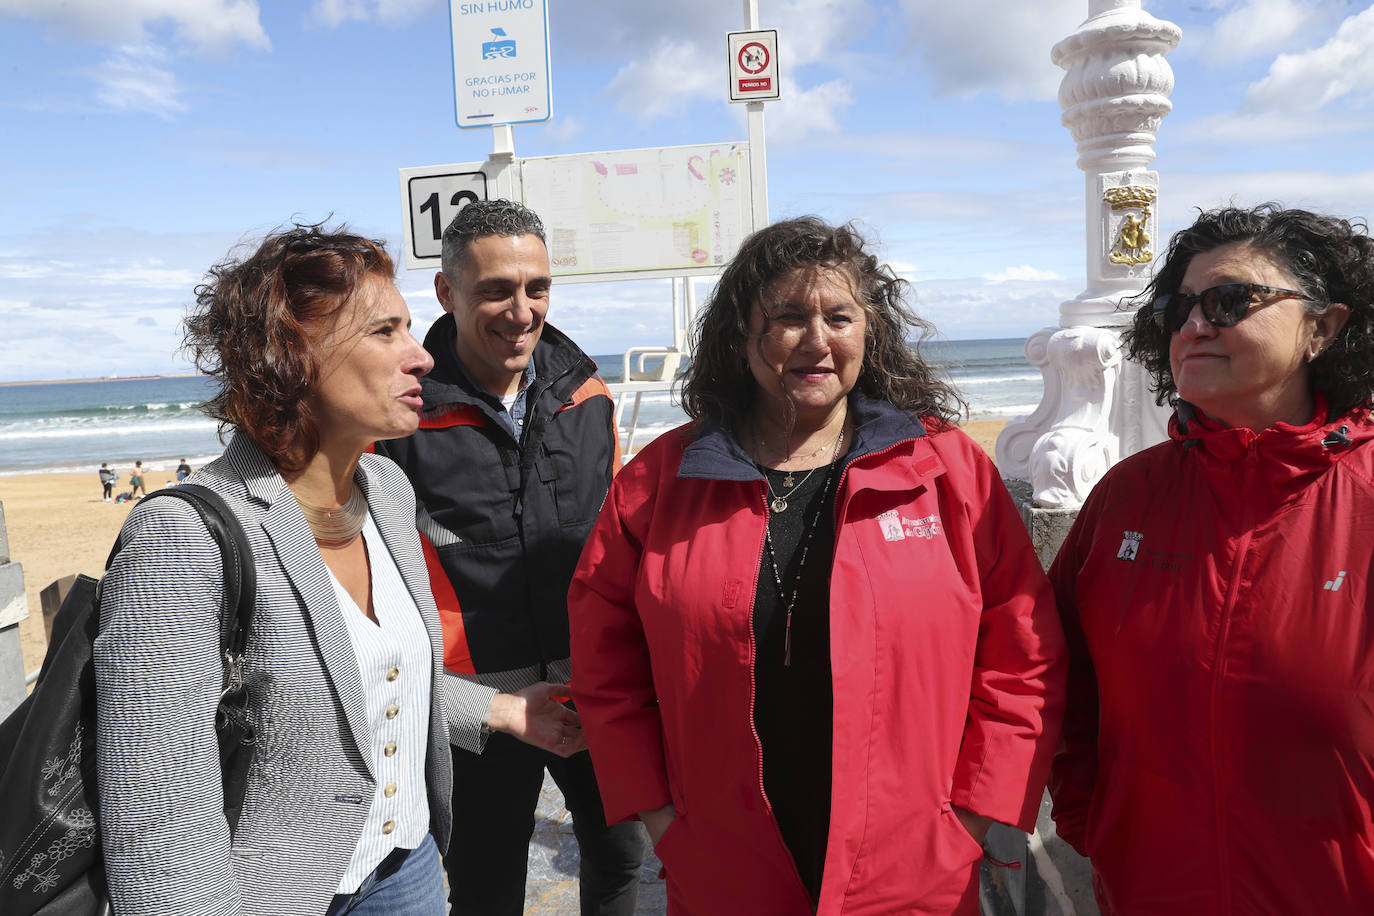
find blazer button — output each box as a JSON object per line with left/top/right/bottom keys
{"left": 382, "top": 820, "right": 396, "bottom": 834}
{"left": 384, "top": 783, "right": 397, "bottom": 798}
{"left": 384, "top": 741, "right": 398, "bottom": 757}
{"left": 386, "top": 667, "right": 400, "bottom": 681}
{"left": 386, "top": 704, "right": 399, "bottom": 719}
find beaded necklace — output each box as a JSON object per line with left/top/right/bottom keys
{"left": 761, "top": 427, "right": 846, "bottom": 666}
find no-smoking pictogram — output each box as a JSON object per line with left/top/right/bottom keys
{"left": 738, "top": 42, "right": 769, "bottom": 74}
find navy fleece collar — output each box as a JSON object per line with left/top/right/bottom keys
{"left": 678, "top": 394, "right": 928, "bottom": 482}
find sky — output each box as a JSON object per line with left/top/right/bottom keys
{"left": 1, "top": 0, "right": 1373, "bottom": 381}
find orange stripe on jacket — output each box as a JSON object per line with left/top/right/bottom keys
{"left": 419, "top": 402, "right": 486, "bottom": 430}
{"left": 558, "top": 375, "right": 622, "bottom": 473}
{"left": 418, "top": 530, "right": 476, "bottom": 674}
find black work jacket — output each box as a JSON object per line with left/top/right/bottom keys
{"left": 376, "top": 314, "right": 617, "bottom": 673}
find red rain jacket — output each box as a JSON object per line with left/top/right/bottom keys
{"left": 569, "top": 397, "right": 1067, "bottom": 915}
{"left": 1049, "top": 401, "right": 1374, "bottom": 915}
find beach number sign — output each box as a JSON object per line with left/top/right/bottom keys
{"left": 398, "top": 164, "right": 490, "bottom": 269}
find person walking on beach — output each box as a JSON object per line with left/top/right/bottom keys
{"left": 375, "top": 199, "right": 645, "bottom": 916}
{"left": 98, "top": 462, "right": 116, "bottom": 501}
{"left": 175, "top": 458, "right": 192, "bottom": 482}
{"left": 127, "top": 460, "right": 147, "bottom": 499}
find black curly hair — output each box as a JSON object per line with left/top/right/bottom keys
{"left": 1123, "top": 204, "right": 1374, "bottom": 418}
{"left": 682, "top": 216, "right": 965, "bottom": 434}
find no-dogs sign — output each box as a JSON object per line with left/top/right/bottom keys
{"left": 727, "top": 29, "right": 780, "bottom": 103}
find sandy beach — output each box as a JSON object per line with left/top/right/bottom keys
{"left": 2, "top": 419, "right": 1008, "bottom": 678}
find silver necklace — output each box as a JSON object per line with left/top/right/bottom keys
{"left": 757, "top": 422, "right": 846, "bottom": 513}
{"left": 762, "top": 426, "right": 846, "bottom": 666}
{"left": 762, "top": 465, "right": 821, "bottom": 512}
{"left": 298, "top": 483, "right": 367, "bottom": 546}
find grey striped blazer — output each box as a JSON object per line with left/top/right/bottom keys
{"left": 94, "top": 434, "right": 456, "bottom": 916}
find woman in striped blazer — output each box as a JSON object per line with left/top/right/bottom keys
{"left": 94, "top": 223, "right": 583, "bottom": 915}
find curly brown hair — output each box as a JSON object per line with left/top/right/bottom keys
{"left": 1123, "top": 204, "right": 1374, "bottom": 417}
{"left": 184, "top": 221, "right": 395, "bottom": 473}
{"left": 682, "top": 216, "right": 965, "bottom": 433}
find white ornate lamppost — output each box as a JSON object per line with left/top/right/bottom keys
{"left": 997, "top": 0, "right": 1181, "bottom": 509}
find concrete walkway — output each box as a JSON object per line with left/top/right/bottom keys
{"left": 522, "top": 772, "right": 664, "bottom": 914}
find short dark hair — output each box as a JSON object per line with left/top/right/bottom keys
{"left": 1123, "top": 204, "right": 1374, "bottom": 417}
{"left": 184, "top": 220, "right": 395, "bottom": 472}
{"left": 682, "top": 216, "right": 965, "bottom": 433}
{"left": 440, "top": 199, "right": 546, "bottom": 276}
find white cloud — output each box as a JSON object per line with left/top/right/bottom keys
{"left": 1155, "top": 167, "right": 1374, "bottom": 241}
{"left": 765, "top": 78, "right": 854, "bottom": 143}
{"left": 87, "top": 44, "right": 186, "bottom": 118}
{"left": 308, "top": 0, "right": 433, "bottom": 27}
{"left": 0, "top": 0, "right": 270, "bottom": 52}
{"left": 90, "top": 264, "right": 201, "bottom": 287}
{"left": 1205, "top": 0, "right": 1315, "bottom": 66}
{"left": 0, "top": 0, "right": 269, "bottom": 117}
{"left": 982, "top": 265, "right": 1065, "bottom": 284}
{"left": 1169, "top": 108, "right": 1360, "bottom": 151}
{"left": 540, "top": 114, "right": 586, "bottom": 145}
{"left": 896, "top": 0, "right": 1084, "bottom": 101}
{"left": 590, "top": 0, "right": 867, "bottom": 137}
{"left": 913, "top": 276, "right": 1070, "bottom": 340}
{"left": 605, "top": 38, "right": 719, "bottom": 119}
{"left": 773, "top": 0, "right": 876, "bottom": 67}
{"left": 1245, "top": 5, "right": 1374, "bottom": 112}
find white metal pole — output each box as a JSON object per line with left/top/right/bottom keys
{"left": 685, "top": 279, "right": 698, "bottom": 357}
{"left": 743, "top": 0, "right": 769, "bottom": 228}
{"left": 747, "top": 104, "right": 769, "bottom": 228}
{"left": 488, "top": 124, "right": 517, "bottom": 200}
{"left": 493, "top": 124, "right": 515, "bottom": 156}
{"left": 671, "top": 279, "right": 683, "bottom": 352}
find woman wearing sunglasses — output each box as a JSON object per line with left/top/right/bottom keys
{"left": 1047, "top": 204, "right": 1374, "bottom": 914}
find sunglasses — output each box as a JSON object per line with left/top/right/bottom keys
{"left": 1151, "top": 282, "right": 1318, "bottom": 333}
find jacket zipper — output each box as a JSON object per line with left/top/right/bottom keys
{"left": 1209, "top": 450, "right": 1256, "bottom": 915}
{"left": 748, "top": 479, "right": 814, "bottom": 906}
{"left": 743, "top": 436, "right": 921, "bottom": 908}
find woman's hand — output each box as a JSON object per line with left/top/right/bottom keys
{"left": 639, "top": 803, "right": 676, "bottom": 846}
{"left": 952, "top": 805, "right": 994, "bottom": 847}
{"left": 486, "top": 682, "right": 586, "bottom": 757}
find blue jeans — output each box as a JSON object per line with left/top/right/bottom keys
{"left": 325, "top": 834, "right": 445, "bottom": 916}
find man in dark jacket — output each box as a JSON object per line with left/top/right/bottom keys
{"left": 375, "top": 199, "right": 644, "bottom": 915}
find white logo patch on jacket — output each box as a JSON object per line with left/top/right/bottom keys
{"left": 877, "top": 509, "right": 943, "bottom": 542}
{"left": 1117, "top": 530, "right": 1143, "bottom": 561}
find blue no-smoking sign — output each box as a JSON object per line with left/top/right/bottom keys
{"left": 450, "top": 0, "right": 552, "bottom": 128}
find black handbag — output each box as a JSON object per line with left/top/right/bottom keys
{"left": 0, "top": 484, "right": 257, "bottom": 916}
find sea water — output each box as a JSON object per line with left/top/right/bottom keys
{"left": 0, "top": 338, "right": 1041, "bottom": 473}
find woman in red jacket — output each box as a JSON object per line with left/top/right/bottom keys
{"left": 1049, "top": 205, "right": 1374, "bottom": 914}
{"left": 568, "top": 217, "right": 1067, "bottom": 915}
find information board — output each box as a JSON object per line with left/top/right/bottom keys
{"left": 520, "top": 142, "right": 754, "bottom": 281}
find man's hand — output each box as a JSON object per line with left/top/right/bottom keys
{"left": 485, "top": 682, "right": 586, "bottom": 757}
{"left": 639, "top": 803, "right": 676, "bottom": 846}
{"left": 952, "top": 805, "right": 994, "bottom": 847}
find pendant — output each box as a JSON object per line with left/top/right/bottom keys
{"left": 771, "top": 496, "right": 788, "bottom": 513}
{"left": 783, "top": 473, "right": 795, "bottom": 488}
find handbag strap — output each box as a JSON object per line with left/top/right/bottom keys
{"left": 103, "top": 484, "right": 257, "bottom": 665}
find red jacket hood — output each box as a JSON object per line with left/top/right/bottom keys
{"left": 1169, "top": 397, "right": 1374, "bottom": 507}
